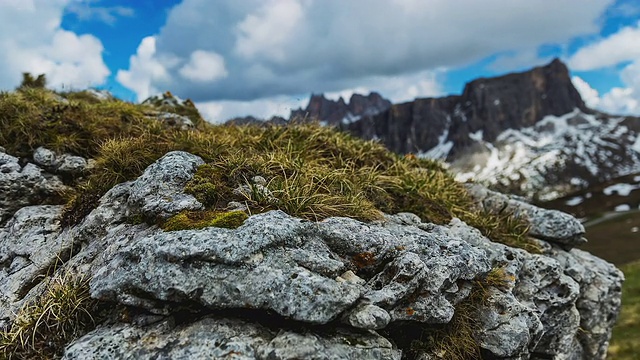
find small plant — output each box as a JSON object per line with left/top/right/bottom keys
{"left": 17, "top": 73, "right": 47, "bottom": 90}
{"left": 0, "top": 272, "right": 100, "bottom": 359}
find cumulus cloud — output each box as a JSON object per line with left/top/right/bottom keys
{"left": 179, "top": 50, "right": 228, "bottom": 82}
{"left": 0, "top": 0, "right": 109, "bottom": 90}
{"left": 65, "top": 1, "right": 134, "bottom": 25}
{"left": 569, "top": 22, "right": 640, "bottom": 70}
{"left": 197, "top": 96, "right": 307, "bottom": 123}
{"left": 116, "top": 37, "right": 173, "bottom": 101}
{"left": 571, "top": 76, "right": 601, "bottom": 108}
{"left": 118, "top": 0, "right": 612, "bottom": 108}
{"left": 569, "top": 22, "right": 640, "bottom": 115}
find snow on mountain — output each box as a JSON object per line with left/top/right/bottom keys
{"left": 451, "top": 109, "right": 640, "bottom": 200}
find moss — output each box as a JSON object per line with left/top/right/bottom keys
{"left": 161, "top": 210, "right": 248, "bottom": 231}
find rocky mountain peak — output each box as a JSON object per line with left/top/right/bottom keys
{"left": 291, "top": 92, "right": 391, "bottom": 125}
{"left": 455, "top": 58, "right": 588, "bottom": 144}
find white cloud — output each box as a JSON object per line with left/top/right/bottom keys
{"left": 234, "top": 0, "right": 305, "bottom": 62}
{"left": 571, "top": 76, "right": 601, "bottom": 108}
{"left": 116, "top": 37, "right": 173, "bottom": 101}
{"left": 599, "top": 61, "right": 640, "bottom": 114}
{"left": 196, "top": 96, "right": 307, "bottom": 123}
{"left": 0, "top": 0, "right": 109, "bottom": 90}
{"left": 569, "top": 22, "right": 640, "bottom": 71}
{"left": 118, "top": 0, "right": 612, "bottom": 106}
{"left": 569, "top": 22, "right": 640, "bottom": 115}
{"left": 179, "top": 50, "right": 228, "bottom": 82}
{"left": 571, "top": 70, "right": 640, "bottom": 116}
{"left": 65, "top": 1, "right": 134, "bottom": 25}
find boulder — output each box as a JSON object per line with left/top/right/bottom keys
{"left": 0, "top": 151, "right": 623, "bottom": 359}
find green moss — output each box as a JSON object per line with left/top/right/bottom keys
{"left": 161, "top": 210, "right": 248, "bottom": 231}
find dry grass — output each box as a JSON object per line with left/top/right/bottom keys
{"left": 0, "top": 273, "right": 99, "bottom": 360}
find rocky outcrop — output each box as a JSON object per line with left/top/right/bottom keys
{"left": 0, "top": 148, "right": 67, "bottom": 224}
{"left": 0, "top": 151, "right": 623, "bottom": 359}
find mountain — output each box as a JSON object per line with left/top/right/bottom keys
{"left": 291, "top": 59, "right": 640, "bottom": 201}
{"left": 290, "top": 92, "right": 392, "bottom": 125}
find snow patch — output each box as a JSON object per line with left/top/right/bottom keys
{"left": 604, "top": 183, "right": 640, "bottom": 196}
{"left": 633, "top": 135, "right": 640, "bottom": 153}
{"left": 341, "top": 113, "right": 361, "bottom": 125}
{"left": 469, "top": 130, "right": 483, "bottom": 142}
{"left": 420, "top": 119, "right": 453, "bottom": 160}
{"left": 615, "top": 204, "right": 631, "bottom": 212}
{"left": 565, "top": 197, "right": 584, "bottom": 206}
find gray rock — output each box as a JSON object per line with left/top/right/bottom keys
{"left": 465, "top": 183, "right": 586, "bottom": 248}
{"left": 33, "top": 146, "right": 57, "bottom": 167}
{"left": 0, "top": 205, "right": 65, "bottom": 326}
{"left": 33, "top": 147, "right": 89, "bottom": 174}
{"left": 449, "top": 217, "right": 622, "bottom": 359}
{"left": 155, "top": 112, "right": 195, "bottom": 130}
{"left": 127, "top": 151, "right": 205, "bottom": 220}
{"left": 0, "top": 152, "right": 67, "bottom": 223}
{"left": 56, "top": 154, "right": 88, "bottom": 174}
{"left": 344, "top": 303, "right": 391, "bottom": 330}
{"left": 63, "top": 316, "right": 402, "bottom": 360}
{"left": 91, "top": 211, "right": 362, "bottom": 323}
{"left": 475, "top": 288, "right": 543, "bottom": 358}
{"left": 0, "top": 150, "right": 623, "bottom": 359}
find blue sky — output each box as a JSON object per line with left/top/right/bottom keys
{"left": 1, "top": 0, "right": 639, "bottom": 122}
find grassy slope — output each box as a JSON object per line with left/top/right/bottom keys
{"left": 581, "top": 211, "right": 640, "bottom": 266}
{"left": 608, "top": 260, "right": 640, "bottom": 359}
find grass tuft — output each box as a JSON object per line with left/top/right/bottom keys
{"left": 406, "top": 266, "right": 515, "bottom": 359}
{"left": 0, "top": 273, "right": 100, "bottom": 360}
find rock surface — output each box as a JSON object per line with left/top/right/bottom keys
{"left": 0, "top": 151, "right": 624, "bottom": 359}
{"left": 0, "top": 150, "right": 67, "bottom": 224}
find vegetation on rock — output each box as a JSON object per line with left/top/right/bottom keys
{"left": 0, "top": 273, "right": 101, "bottom": 359}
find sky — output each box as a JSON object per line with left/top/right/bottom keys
{"left": 0, "top": 0, "right": 639, "bottom": 123}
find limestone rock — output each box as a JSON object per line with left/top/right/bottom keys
{"left": 63, "top": 316, "right": 402, "bottom": 360}
{"left": 465, "top": 183, "right": 586, "bottom": 248}
{"left": 449, "top": 217, "right": 623, "bottom": 359}
{"left": 0, "top": 205, "right": 65, "bottom": 327}
{"left": 33, "top": 147, "right": 89, "bottom": 175}
{"left": 0, "top": 152, "right": 67, "bottom": 224}
{"left": 127, "top": 151, "right": 204, "bottom": 220}
{"left": 0, "top": 150, "right": 623, "bottom": 359}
